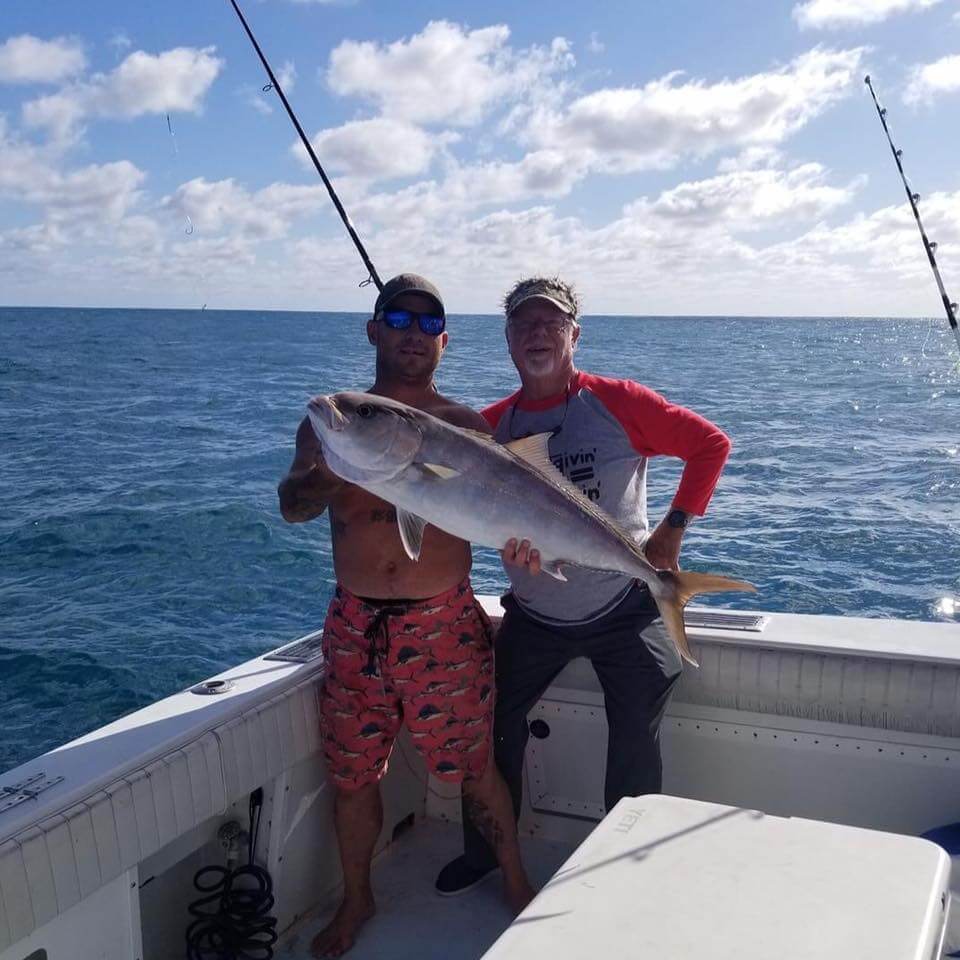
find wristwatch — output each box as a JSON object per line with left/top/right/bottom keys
{"left": 666, "top": 508, "right": 689, "bottom": 529}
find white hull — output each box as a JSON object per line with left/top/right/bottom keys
{"left": 1, "top": 603, "right": 958, "bottom": 959}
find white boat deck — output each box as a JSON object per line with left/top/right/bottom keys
{"left": 3, "top": 606, "right": 959, "bottom": 960}
{"left": 276, "top": 819, "right": 575, "bottom": 960}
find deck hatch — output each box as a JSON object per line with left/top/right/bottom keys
{"left": 0, "top": 773, "right": 65, "bottom": 814}
{"left": 685, "top": 610, "right": 768, "bottom": 632}
{"left": 264, "top": 631, "right": 324, "bottom": 663}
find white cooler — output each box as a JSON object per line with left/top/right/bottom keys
{"left": 484, "top": 794, "right": 951, "bottom": 960}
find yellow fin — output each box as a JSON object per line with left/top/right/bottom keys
{"left": 458, "top": 427, "right": 497, "bottom": 443}
{"left": 503, "top": 432, "right": 653, "bottom": 567}
{"left": 421, "top": 463, "right": 461, "bottom": 480}
{"left": 505, "top": 433, "right": 605, "bottom": 511}
{"left": 504, "top": 433, "right": 555, "bottom": 472}
{"left": 653, "top": 571, "right": 758, "bottom": 668}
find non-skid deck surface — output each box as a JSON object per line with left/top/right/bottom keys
{"left": 277, "top": 819, "right": 575, "bottom": 960}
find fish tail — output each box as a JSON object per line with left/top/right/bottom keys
{"left": 652, "top": 571, "right": 757, "bottom": 668}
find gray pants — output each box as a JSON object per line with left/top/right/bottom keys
{"left": 462, "top": 583, "right": 682, "bottom": 870}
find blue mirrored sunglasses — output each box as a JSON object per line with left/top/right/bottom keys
{"left": 380, "top": 308, "right": 446, "bottom": 336}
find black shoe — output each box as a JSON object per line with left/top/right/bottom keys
{"left": 435, "top": 855, "right": 497, "bottom": 896}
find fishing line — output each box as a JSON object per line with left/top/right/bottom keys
{"left": 864, "top": 75, "right": 959, "bottom": 359}
{"left": 227, "top": 0, "right": 383, "bottom": 291}
{"left": 165, "top": 112, "right": 209, "bottom": 307}
{"left": 166, "top": 113, "right": 178, "bottom": 157}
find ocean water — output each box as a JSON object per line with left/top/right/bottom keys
{"left": 1, "top": 307, "right": 958, "bottom": 774}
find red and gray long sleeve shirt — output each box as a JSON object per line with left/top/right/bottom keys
{"left": 482, "top": 369, "right": 731, "bottom": 624}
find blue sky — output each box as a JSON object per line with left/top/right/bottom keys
{"left": 1, "top": 0, "right": 958, "bottom": 315}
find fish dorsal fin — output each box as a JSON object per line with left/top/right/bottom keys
{"left": 505, "top": 433, "right": 644, "bottom": 557}
{"left": 504, "top": 433, "right": 555, "bottom": 472}
{"left": 396, "top": 508, "right": 427, "bottom": 561}
{"left": 505, "top": 433, "right": 592, "bottom": 503}
{"left": 421, "top": 463, "right": 461, "bottom": 480}
{"left": 459, "top": 427, "right": 497, "bottom": 443}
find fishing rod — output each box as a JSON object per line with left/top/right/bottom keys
{"left": 227, "top": 0, "right": 383, "bottom": 291}
{"left": 864, "top": 74, "right": 959, "bottom": 356}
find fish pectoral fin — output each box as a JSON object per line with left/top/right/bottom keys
{"left": 542, "top": 561, "right": 567, "bottom": 582}
{"left": 396, "top": 508, "right": 428, "bottom": 561}
{"left": 420, "top": 463, "right": 461, "bottom": 480}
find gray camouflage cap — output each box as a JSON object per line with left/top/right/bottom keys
{"left": 503, "top": 277, "right": 580, "bottom": 320}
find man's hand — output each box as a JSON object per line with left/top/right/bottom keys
{"left": 501, "top": 538, "right": 542, "bottom": 576}
{"left": 643, "top": 522, "right": 684, "bottom": 572}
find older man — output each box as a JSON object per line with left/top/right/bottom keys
{"left": 279, "top": 274, "right": 533, "bottom": 957}
{"left": 436, "top": 276, "right": 732, "bottom": 895}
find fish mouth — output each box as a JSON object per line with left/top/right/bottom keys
{"left": 308, "top": 396, "right": 345, "bottom": 432}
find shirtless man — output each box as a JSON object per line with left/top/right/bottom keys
{"left": 279, "top": 274, "right": 534, "bottom": 958}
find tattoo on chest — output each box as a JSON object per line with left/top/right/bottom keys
{"left": 370, "top": 508, "right": 398, "bottom": 523}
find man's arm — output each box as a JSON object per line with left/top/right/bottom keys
{"left": 579, "top": 374, "right": 731, "bottom": 571}
{"left": 278, "top": 417, "right": 345, "bottom": 523}
{"left": 637, "top": 395, "right": 730, "bottom": 571}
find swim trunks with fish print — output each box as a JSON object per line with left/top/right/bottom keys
{"left": 319, "top": 578, "right": 495, "bottom": 790}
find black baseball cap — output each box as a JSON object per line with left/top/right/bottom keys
{"left": 374, "top": 274, "right": 445, "bottom": 316}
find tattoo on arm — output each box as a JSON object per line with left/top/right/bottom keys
{"left": 463, "top": 793, "right": 505, "bottom": 852}
{"left": 279, "top": 480, "right": 328, "bottom": 522}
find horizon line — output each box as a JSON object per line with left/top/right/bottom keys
{"left": 0, "top": 304, "right": 945, "bottom": 322}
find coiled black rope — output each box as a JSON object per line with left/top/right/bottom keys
{"left": 186, "top": 789, "right": 279, "bottom": 959}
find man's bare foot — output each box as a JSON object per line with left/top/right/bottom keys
{"left": 310, "top": 895, "right": 376, "bottom": 958}
{"left": 506, "top": 880, "right": 536, "bottom": 915}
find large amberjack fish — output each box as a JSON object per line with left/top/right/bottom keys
{"left": 307, "top": 391, "right": 755, "bottom": 667}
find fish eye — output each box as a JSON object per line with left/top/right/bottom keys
{"left": 357, "top": 404, "right": 374, "bottom": 418}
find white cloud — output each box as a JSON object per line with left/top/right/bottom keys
{"left": 23, "top": 46, "right": 224, "bottom": 143}
{"left": 109, "top": 32, "right": 133, "bottom": 53}
{"left": 527, "top": 47, "right": 865, "bottom": 173}
{"left": 0, "top": 118, "right": 145, "bottom": 222}
{"left": 243, "top": 61, "right": 295, "bottom": 115}
{"left": 277, "top": 60, "right": 297, "bottom": 91}
{"left": 245, "top": 89, "right": 274, "bottom": 115}
{"left": 348, "top": 149, "right": 591, "bottom": 229}
{"left": 717, "top": 146, "right": 786, "bottom": 172}
{"left": 326, "top": 20, "right": 573, "bottom": 126}
{"left": 903, "top": 54, "right": 960, "bottom": 104}
{"left": 793, "top": 0, "right": 942, "bottom": 29}
{"left": 0, "top": 35, "right": 87, "bottom": 84}
{"left": 637, "top": 163, "right": 859, "bottom": 228}
{"left": 755, "top": 188, "right": 960, "bottom": 312}
{"left": 588, "top": 32, "right": 605, "bottom": 54}
{"left": 163, "top": 177, "right": 331, "bottom": 240}
{"left": 296, "top": 117, "right": 455, "bottom": 181}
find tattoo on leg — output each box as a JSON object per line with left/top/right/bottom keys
{"left": 464, "top": 792, "right": 505, "bottom": 852}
